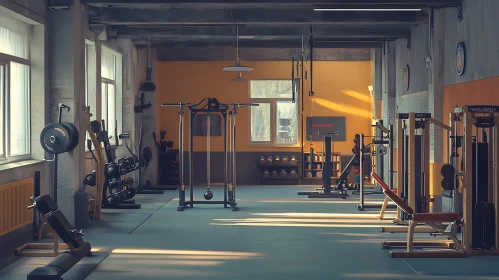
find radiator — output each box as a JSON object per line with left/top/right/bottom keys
{"left": 0, "top": 178, "right": 34, "bottom": 236}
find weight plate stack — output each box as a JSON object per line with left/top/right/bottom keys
{"left": 40, "top": 122, "right": 79, "bottom": 154}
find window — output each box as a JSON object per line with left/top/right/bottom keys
{"left": 101, "top": 46, "right": 122, "bottom": 146}
{"left": 250, "top": 80, "right": 299, "bottom": 145}
{"left": 85, "top": 41, "right": 97, "bottom": 146}
{"left": 0, "top": 12, "right": 31, "bottom": 162}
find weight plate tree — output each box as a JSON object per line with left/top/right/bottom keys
{"left": 40, "top": 103, "right": 78, "bottom": 204}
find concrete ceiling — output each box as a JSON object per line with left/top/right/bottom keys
{"left": 83, "top": 0, "right": 461, "bottom": 53}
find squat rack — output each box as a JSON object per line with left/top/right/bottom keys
{"left": 161, "top": 98, "right": 257, "bottom": 211}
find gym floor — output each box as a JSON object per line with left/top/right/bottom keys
{"left": 2, "top": 186, "right": 499, "bottom": 280}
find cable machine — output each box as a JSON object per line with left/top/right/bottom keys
{"left": 161, "top": 98, "right": 257, "bottom": 211}
{"left": 454, "top": 105, "right": 499, "bottom": 255}
{"left": 381, "top": 112, "right": 452, "bottom": 233}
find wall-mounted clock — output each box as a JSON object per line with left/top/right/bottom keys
{"left": 456, "top": 42, "right": 466, "bottom": 76}
{"left": 403, "top": 65, "right": 410, "bottom": 91}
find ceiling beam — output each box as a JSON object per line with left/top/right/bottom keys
{"left": 91, "top": 7, "right": 426, "bottom": 25}
{"left": 132, "top": 39, "right": 384, "bottom": 49}
{"left": 115, "top": 25, "right": 411, "bottom": 39}
{"left": 83, "top": 0, "right": 460, "bottom": 7}
{"left": 155, "top": 47, "right": 372, "bottom": 61}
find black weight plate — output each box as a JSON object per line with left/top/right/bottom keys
{"left": 441, "top": 178, "right": 459, "bottom": 190}
{"left": 61, "top": 122, "right": 79, "bottom": 152}
{"left": 40, "top": 123, "right": 72, "bottom": 154}
{"left": 58, "top": 123, "right": 75, "bottom": 152}
{"left": 440, "top": 164, "right": 455, "bottom": 178}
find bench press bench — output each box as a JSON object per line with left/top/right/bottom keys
{"left": 372, "top": 172, "right": 466, "bottom": 258}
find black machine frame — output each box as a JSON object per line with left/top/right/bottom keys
{"left": 162, "top": 98, "right": 257, "bottom": 211}
{"left": 357, "top": 122, "right": 396, "bottom": 211}
{"left": 298, "top": 133, "right": 348, "bottom": 199}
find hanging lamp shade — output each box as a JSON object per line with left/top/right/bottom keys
{"left": 224, "top": 65, "right": 253, "bottom": 72}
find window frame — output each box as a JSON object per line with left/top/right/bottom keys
{"left": 0, "top": 53, "right": 32, "bottom": 163}
{"left": 248, "top": 79, "right": 300, "bottom": 148}
{"left": 100, "top": 44, "right": 122, "bottom": 147}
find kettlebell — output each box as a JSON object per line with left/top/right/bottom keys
{"left": 263, "top": 169, "right": 270, "bottom": 177}
{"left": 274, "top": 156, "right": 281, "bottom": 165}
{"left": 204, "top": 189, "right": 213, "bottom": 200}
{"left": 259, "top": 156, "right": 265, "bottom": 165}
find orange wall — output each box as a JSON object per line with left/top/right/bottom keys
{"left": 156, "top": 61, "right": 373, "bottom": 153}
{"left": 443, "top": 76, "right": 499, "bottom": 158}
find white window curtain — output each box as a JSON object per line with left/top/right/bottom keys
{"left": 101, "top": 46, "right": 115, "bottom": 81}
{"left": 9, "top": 62, "right": 30, "bottom": 156}
{"left": 0, "top": 12, "right": 29, "bottom": 59}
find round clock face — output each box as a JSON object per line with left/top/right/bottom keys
{"left": 403, "top": 65, "right": 410, "bottom": 91}
{"left": 456, "top": 42, "right": 466, "bottom": 76}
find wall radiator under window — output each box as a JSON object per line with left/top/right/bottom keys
{"left": 0, "top": 178, "right": 33, "bottom": 236}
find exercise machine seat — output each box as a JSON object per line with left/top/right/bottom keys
{"left": 374, "top": 172, "right": 461, "bottom": 222}
{"left": 412, "top": 213, "right": 460, "bottom": 222}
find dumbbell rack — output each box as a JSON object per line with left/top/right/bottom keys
{"left": 258, "top": 156, "right": 301, "bottom": 185}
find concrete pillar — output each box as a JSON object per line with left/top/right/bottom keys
{"left": 48, "top": 1, "right": 86, "bottom": 226}
{"left": 382, "top": 41, "right": 397, "bottom": 183}
{"left": 373, "top": 49, "right": 383, "bottom": 120}
{"left": 382, "top": 41, "right": 397, "bottom": 124}
{"left": 135, "top": 48, "right": 158, "bottom": 187}
{"left": 429, "top": 9, "right": 445, "bottom": 164}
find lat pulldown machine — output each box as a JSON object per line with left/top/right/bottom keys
{"left": 380, "top": 112, "right": 452, "bottom": 233}
{"left": 162, "top": 98, "right": 257, "bottom": 211}
{"left": 455, "top": 105, "right": 499, "bottom": 255}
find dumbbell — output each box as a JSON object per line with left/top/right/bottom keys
{"left": 106, "top": 163, "right": 119, "bottom": 178}
{"left": 105, "top": 194, "right": 118, "bottom": 207}
{"left": 119, "top": 190, "right": 128, "bottom": 201}
{"left": 83, "top": 171, "right": 96, "bottom": 187}
{"left": 126, "top": 157, "right": 136, "bottom": 170}
{"left": 117, "top": 158, "right": 130, "bottom": 174}
{"left": 128, "top": 187, "right": 136, "bottom": 199}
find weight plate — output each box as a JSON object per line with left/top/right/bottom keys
{"left": 40, "top": 123, "right": 72, "bottom": 154}
{"left": 440, "top": 164, "right": 455, "bottom": 178}
{"left": 61, "top": 122, "right": 79, "bottom": 152}
{"left": 441, "top": 178, "right": 459, "bottom": 190}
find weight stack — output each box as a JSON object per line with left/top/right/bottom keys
{"left": 472, "top": 202, "right": 496, "bottom": 250}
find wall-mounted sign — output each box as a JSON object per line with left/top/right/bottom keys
{"left": 456, "top": 42, "right": 466, "bottom": 76}
{"left": 306, "top": 117, "right": 346, "bottom": 141}
{"left": 193, "top": 114, "right": 222, "bottom": 136}
{"left": 403, "top": 65, "right": 410, "bottom": 91}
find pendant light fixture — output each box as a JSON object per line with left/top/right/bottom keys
{"left": 231, "top": 72, "right": 247, "bottom": 82}
{"left": 224, "top": 27, "right": 253, "bottom": 72}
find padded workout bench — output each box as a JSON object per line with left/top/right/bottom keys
{"left": 372, "top": 172, "right": 465, "bottom": 258}
{"left": 26, "top": 194, "right": 92, "bottom": 279}
{"left": 374, "top": 172, "right": 439, "bottom": 233}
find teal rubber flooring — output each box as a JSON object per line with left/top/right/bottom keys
{"left": 2, "top": 186, "right": 499, "bottom": 280}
